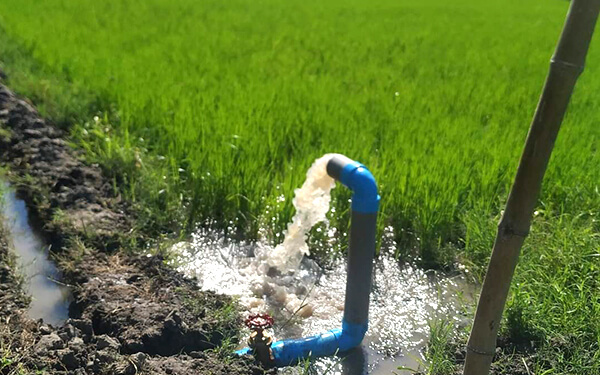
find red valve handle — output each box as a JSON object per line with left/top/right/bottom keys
{"left": 244, "top": 313, "right": 274, "bottom": 330}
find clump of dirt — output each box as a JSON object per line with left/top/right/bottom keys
{"left": 0, "top": 81, "right": 273, "bottom": 375}
{"left": 72, "top": 254, "right": 238, "bottom": 357}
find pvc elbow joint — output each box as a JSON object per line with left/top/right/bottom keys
{"left": 338, "top": 319, "right": 368, "bottom": 352}
{"left": 262, "top": 319, "right": 368, "bottom": 367}
{"left": 327, "top": 154, "right": 380, "bottom": 213}
{"left": 339, "top": 162, "right": 380, "bottom": 213}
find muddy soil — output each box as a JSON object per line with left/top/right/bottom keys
{"left": 0, "top": 82, "right": 274, "bottom": 374}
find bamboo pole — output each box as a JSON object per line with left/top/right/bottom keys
{"left": 463, "top": 1, "right": 600, "bottom": 374}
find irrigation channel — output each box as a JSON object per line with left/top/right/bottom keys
{"left": 171, "top": 155, "right": 476, "bottom": 374}
{"left": 1, "top": 182, "right": 71, "bottom": 326}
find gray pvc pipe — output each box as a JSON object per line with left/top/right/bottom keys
{"left": 344, "top": 211, "right": 377, "bottom": 326}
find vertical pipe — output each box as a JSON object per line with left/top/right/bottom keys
{"left": 327, "top": 154, "right": 380, "bottom": 330}
{"left": 464, "top": 1, "right": 600, "bottom": 374}
{"left": 341, "top": 346, "right": 368, "bottom": 375}
{"left": 344, "top": 211, "right": 377, "bottom": 327}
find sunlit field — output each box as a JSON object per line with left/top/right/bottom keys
{"left": 1, "top": 0, "right": 599, "bottom": 372}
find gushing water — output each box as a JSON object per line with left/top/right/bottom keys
{"left": 171, "top": 155, "right": 473, "bottom": 374}
{"left": 268, "top": 154, "right": 336, "bottom": 271}
{"left": 173, "top": 154, "right": 339, "bottom": 319}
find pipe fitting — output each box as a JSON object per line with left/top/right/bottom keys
{"left": 326, "top": 154, "right": 380, "bottom": 213}
{"left": 338, "top": 319, "right": 369, "bottom": 352}
{"left": 239, "top": 319, "right": 368, "bottom": 367}
{"left": 236, "top": 154, "right": 379, "bottom": 367}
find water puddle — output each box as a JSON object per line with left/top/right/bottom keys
{"left": 171, "top": 155, "right": 475, "bottom": 374}
{"left": 1, "top": 182, "right": 71, "bottom": 326}
{"left": 174, "top": 229, "right": 473, "bottom": 374}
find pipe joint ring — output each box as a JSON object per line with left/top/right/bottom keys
{"left": 466, "top": 345, "right": 496, "bottom": 357}
{"left": 550, "top": 57, "right": 584, "bottom": 74}
{"left": 498, "top": 223, "right": 530, "bottom": 238}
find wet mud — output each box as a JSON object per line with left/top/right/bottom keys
{"left": 0, "top": 82, "right": 273, "bottom": 374}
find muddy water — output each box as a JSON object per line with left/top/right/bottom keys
{"left": 171, "top": 155, "right": 475, "bottom": 374}
{"left": 1, "top": 183, "right": 71, "bottom": 326}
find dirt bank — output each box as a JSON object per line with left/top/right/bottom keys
{"left": 0, "top": 82, "right": 273, "bottom": 374}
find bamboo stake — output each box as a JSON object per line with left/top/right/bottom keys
{"left": 463, "top": 1, "right": 600, "bottom": 374}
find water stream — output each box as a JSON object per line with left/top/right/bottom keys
{"left": 171, "top": 155, "right": 475, "bottom": 374}
{"left": 1, "top": 182, "right": 71, "bottom": 326}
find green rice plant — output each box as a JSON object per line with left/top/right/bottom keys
{"left": 3, "top": 0, "right": 599, "bottom": 267}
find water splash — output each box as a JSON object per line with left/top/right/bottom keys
{"left": 170, "top": 155, "right": 474, "bottom": 374}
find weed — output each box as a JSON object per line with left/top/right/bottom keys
{"left": 176, "top": 287, "right": 242, "bottom": 347}
{"left": 422, "top": 320, "right": 459, "bottom": 375}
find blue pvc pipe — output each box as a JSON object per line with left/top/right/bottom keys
{"left": 236, "top": 154, "right": 379, "bottom": 367}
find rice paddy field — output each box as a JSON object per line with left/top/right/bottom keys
{"left": 1, "top": 0, "right": 600, "bottom": 373}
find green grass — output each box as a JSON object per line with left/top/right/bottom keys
{"left": 504, "top": 213, "right": 600, "bottom": 372}
{"left": 3, "top": 0, "right": 600, "bottom": 263}
{"left": 1, "top": 0, "right": 600, "bottom": 373}
{"left": 421, "top": 319, "right": 458, "bottom": 375}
